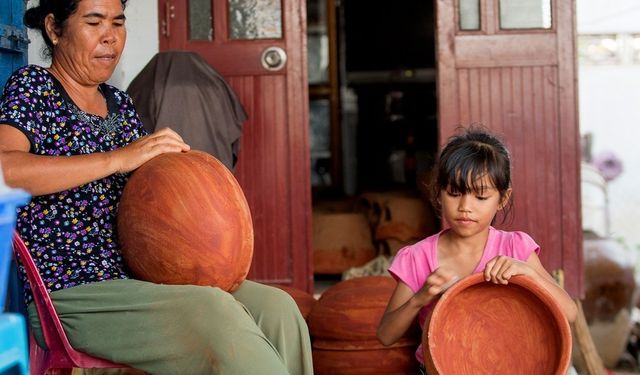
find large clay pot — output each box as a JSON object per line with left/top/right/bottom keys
{"left": 374, "top": 196, "right": 437, "bottom": 243}
{"left": 581, "top": 233, "right": 636, "bottom": 368}
{"left": 309, "top": 276, "right": 420, "bottom": 374}
{"left": 423, "top": 273, "right": 571, "bottom": 375}
{"left": 312, "top": 211, "right": 376, "bottom": 274}
{"left": 118, "top": 151, "right": 253, "bottom": 292}
{"left": 272, "top": 284, "right": 317, "bottom": 320}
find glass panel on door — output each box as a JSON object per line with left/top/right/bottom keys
{"left": 459, "top": 0, "right": 481, "bottom": 31}
{"left": 189, "top": 0, "right": 213, "bottom": 40}
{"left": 309, "top": 99, "right": 331, "bottom": 187}
{"left": 499, "top": 0, "right": 552, "bottom": 29}
{"left": 307, "top": 0, "right": 329, "bottom": 84}
{"left": 229, "top": 0, "right": 283, "bottom": 39}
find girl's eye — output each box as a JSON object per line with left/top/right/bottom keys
{"left": 476, "top": 196, "right": 489, "bottom": 201}
{"left": 446, "top": 191, "right": 461, "bottom": 197}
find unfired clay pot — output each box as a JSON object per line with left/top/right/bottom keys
{"left": 423, "top": 273, "right": 571, "bottom": 375}
{"left": 118, "top": 151, "right": 253, "bottom": 292}
{"left": 309, "top": 276, "right": 420, "bottom": 374}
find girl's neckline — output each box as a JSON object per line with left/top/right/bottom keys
{"left": 434, "top": 226, "right": 495, "bottom": 274}
{"left": 42, "top": 66, "right": 117, "bottom": 120}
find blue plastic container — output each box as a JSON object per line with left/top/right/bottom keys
{"left": 0, "top": 188, "right": 30, "bottom": 311}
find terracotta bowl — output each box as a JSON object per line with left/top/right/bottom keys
{"left": 118, "top": 151, "right": 253, "bottom": 292}
{"left": 423, "top": 273, "right": 571, "bottom": 375}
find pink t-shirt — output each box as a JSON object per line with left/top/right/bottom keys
{"left": 387, "top": 226, "right": 540, "bottom": 364}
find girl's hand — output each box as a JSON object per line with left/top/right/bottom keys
{"left": 483, "top": 255, "right": 534, "bottom": 284}
{"left": 111, "top": 127, "right": 190, "bottom": 173}
{"left": 415, "top": 268, "right": 459, "bottom": 304}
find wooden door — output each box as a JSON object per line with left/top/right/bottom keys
{"left": 158, "top": 0, "right": 312, "bottom": 291}
{"left": 436, "top": 0, "right": 582, "bottom": 296}
{"left": 1, "top": 0, "right": 28, "bottom": 315}
{"left": 0, "top": 0, "right": 28, "bottom": 85}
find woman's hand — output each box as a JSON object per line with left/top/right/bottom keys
{"left": 414, "top": 268, "right": 459, "bottom": 305}
{"left": 483, "top": 255, "right": 534, "bottom": 285}
{"left": 111, "top": 127, "right": 190, "bottom": 173}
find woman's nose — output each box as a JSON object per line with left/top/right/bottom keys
{"left": 102, "top": 27, "right": 117, "bottom": 44}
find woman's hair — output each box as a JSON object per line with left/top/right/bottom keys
{"left": 429, "top": 125, "right": 513, "bottom": 222}
{"left": 24, "top": 0, "right": 128, "bottom": 59}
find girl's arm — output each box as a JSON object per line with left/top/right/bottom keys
{"left": 484, "top": 254, "right": 577, "bottom": 322}
{"left": 0, "top": 125, "right": 190, "bottom": 196}
{"left": 377, "top": 268, "right": 457, "bottom": 346}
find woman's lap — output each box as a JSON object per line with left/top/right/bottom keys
{"left": 27, "top": 279, "right": 311, "bottom": 375}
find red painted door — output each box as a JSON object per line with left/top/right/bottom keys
{"left": 436, "top": 0, "right": 582, "bottom": 296}
{"left": 158, "top": 0, "right": 312, "bottom": 291}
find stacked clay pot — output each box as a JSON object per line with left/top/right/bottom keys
{"left": 308, "top": 276, "right": 420, "bottom": 374}
{"left": 118, "top": 151, "right": 253, "bottom": 292}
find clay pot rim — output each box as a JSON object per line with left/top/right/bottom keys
{"left": 423, "top": 273, "right": 572, "bottom": 375}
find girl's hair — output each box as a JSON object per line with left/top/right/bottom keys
{"left": 429, "top": 125, "right": 513, "bottom": 223}
{"left": 24, "top": 0, "right": 128, "bottom": 59}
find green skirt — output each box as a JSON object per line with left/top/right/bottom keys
{"left": 28, "top": 279, "right": 313, "bottom": 375}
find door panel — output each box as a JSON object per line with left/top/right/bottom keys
{"left": 0, "top": 0, "right": 28, "bottom": 85}
{"left": 159, "top": 0, "right": 312, "bottom": 291}
{"left": 437, "top": 0, "right": 581, "bottom": 296}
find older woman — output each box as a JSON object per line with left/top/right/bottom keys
{"left": 0, "top": 0, "right": 313, "bottom": 374}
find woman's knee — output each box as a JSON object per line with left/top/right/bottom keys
{"left": 177, "top": 285, "right": 247, "bottom": 323}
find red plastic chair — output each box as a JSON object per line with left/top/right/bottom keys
{"left": 12, "top": 233, "right": 127, "bottom": 375}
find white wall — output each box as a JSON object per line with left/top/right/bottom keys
{"left": 577, "top": 0, "right": 640, "bottom": 251}
{"left": 27, "top": 0, "right": 159, "bottom": 90}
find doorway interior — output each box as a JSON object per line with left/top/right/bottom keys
{"left": 307, "top": 0, "right": 440, "bottom": 291}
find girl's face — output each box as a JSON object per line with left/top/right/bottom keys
{"left": 47, "top": 0, "right": 126, "bottom": 85}
{"left": 439, "top": 174, "right": 511, "bottom": 239}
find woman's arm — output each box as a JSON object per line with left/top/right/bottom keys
{"left": 0, "top": 125, "right": 190, "bottom": 196}
{"left": 484, "top": 254, "right": 578, "bottom": 322}
{"left": 377, "top": 268, "right": 457, "bottom": 346}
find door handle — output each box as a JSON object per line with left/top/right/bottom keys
{"left": 261, "top": 47, "right": 287, "bottom": 71}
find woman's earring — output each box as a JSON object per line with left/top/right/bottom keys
{"left": 52, "top": 39, "right": 58, "bottom": 45}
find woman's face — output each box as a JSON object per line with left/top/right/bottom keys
{"left": 48, "top": 0, "right": 126, "bottom": 85}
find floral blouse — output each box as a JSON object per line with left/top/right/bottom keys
{"left": 0, "top": 65, "right": 147, "bottom": 304}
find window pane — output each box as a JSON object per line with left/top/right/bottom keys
{"left": 499, "top": 0, "right": 552, "bottom": 29}
{"left": 309, "top": 99, "right": 331, "bottom": 186}
{"left": 189, "top": 0, "right": 213, "bottom": 41}
{"left": 307, "top": 0, "right": 329, "bottom": 84}
{"left": 229, "top": 0, "right": 282, "bottom": 40}
{"left": 632, "top": 34, "right": 640, "bottom": 64}
{"left": 578, "top": 34, "right": 620, "bottom": 65}
{"left": 459, "top": 0, "right": 480, "bottom": 31}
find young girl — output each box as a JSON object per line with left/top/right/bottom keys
{"left": 376, "top": 127, "right": 577, "bottom": 373}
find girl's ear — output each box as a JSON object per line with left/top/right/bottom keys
{"left": 498, "top": 188, "right": 513, "bottom": 210}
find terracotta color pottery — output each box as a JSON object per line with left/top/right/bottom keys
{"left": 272, "top": 284, "right": 317, "bottom": 320}
{"left": 309, "top": 276, "right": 409, "bottom": 341}
{"left": 423, "top": 273, "right": 571, "bottom": 375}
{"left": 309, "top": 276, "right": 420, "bottom": 374}
{"left": 118, "top": 151, "right": 253, "bottom": 292}
{"left": 374, "top": 196, "right": 437, "bottom": 243}
{"left": 312, "top": 342, "right": 418, "bottom": 375}
{"left": 312, "top": 211, "right": 376, "bottom": 274}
